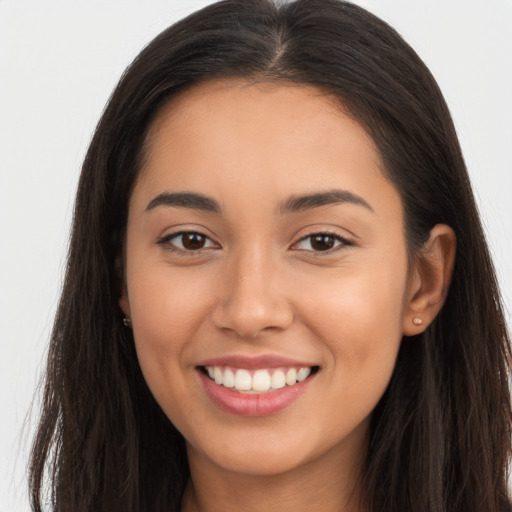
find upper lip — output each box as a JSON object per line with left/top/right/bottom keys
{"left": 196, "top": 354, "right": 317, "bottom": 369}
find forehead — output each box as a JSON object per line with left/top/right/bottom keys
{"left": 133, "top": 79, "right": 401, "bottom": 223}
{"left": 141, "top": 80, "right": 381, "bottom": 175}
{"left": 149, "top": 79, "right": 349, "bottom": 133}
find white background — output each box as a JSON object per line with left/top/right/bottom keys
{"left": 1, "top": 1, "right": 511, "bottom": 511}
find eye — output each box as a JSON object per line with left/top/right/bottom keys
{"left": 292, "top": 233, "right": 351, "bottom": 252}
{"left": 158, "top": 231, "right": 219, "bottom": 252}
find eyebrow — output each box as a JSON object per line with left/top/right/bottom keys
{"left": 145, "top": 192, "right": 221, "bottom": 214}
{"left": 145, "top": 188, "right": 373, "bottom": 215}
{"left": 278, "top": 189, "right": 374, "bottom": 214}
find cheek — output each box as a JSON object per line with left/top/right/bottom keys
{"left": 305, "top": 263, "right": 406, "bottom": 337}
{"left": 300, "top": 254, "right": 408, "bottom": 392}
{"left": 129, "top": 264, "right": 212, "bottom": 340}
{"left": 127, "top": 265, "right": 215, "bottom": 393}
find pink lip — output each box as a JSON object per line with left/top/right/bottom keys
{"left": 197, "top": 369, "right": 316, "bottom": 417}
{"left": 196, "top": 354, "right": 315, "bottom": 369}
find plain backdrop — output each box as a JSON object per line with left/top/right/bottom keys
{"left": 1, "top": 1, "right": 511, "bottom": 511}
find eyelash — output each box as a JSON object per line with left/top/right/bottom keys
{"left": 156, "top": 231, "right": 219, "bottom": 254}
{"left": 156, "top": 230, "right": 353, "bottom": 255}
{"left": 292, "top": 232, "right": 353, "bottom": 253}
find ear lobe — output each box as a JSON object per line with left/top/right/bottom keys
{"left": 116, "top": 254, "right": 131, "bottom": 317}
{"left": 119, "top": 290, "right": 131, "bottom": 318}
{"left": 403, "top": 224, "right": 456, "bottom": 336}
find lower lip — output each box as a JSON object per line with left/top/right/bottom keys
{"left": 198, "top": 370, "right": 314, "bottom": 417}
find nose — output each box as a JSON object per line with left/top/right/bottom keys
{"left": 211, "top": 248, "right": 294, "bottom": 339}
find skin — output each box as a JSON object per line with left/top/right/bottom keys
{"left": 120, "top": 80, "right": 455, "bottom": 512}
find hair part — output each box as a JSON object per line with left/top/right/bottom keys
{"left": 30, "top": 1, "right": 511, "bottom": 511}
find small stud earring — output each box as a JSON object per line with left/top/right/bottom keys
{"left": 413, "top": 317, "right": 423, "bottom": 326}
{"left": 123, "top": 317, "right": 132, "bottom": 328}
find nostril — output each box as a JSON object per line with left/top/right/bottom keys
{"left": 211, "top": 302, "right": 294, "bottom": 339}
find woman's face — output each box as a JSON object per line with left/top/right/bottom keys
{"left": 121, "top": 80, "right": 416, "bottom": 478}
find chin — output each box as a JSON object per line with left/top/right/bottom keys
{"left": 196, "top": 439, "right": 317, "bottom": 477}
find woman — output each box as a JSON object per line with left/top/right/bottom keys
{"left": 29, "top": 1, "right": 512, "bottom": 511}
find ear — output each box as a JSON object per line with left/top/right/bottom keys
{"left": 116, "top": 255, "right": 132, "bottom": 318}
{"left": 403, "top": 224, "right": 456, "bottom": 336}
{"left": 119, "top": 285, "right": 131, "bottom": 318}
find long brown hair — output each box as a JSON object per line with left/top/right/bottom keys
{"left": 29, "top": 1, "right": 512, "bottom": 511}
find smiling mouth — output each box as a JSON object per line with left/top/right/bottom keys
{"left": 199, "top": 365, "right": 320, "bottom": 394}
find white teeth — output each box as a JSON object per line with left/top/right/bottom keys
{"left": 223, "top": 368, "right": 235, "bottom": 388}
{"left": 297, "top": 367, "right": 311, "bottom": 382}
{"left": 204, "top": 365, "right": 314, "bottom": 393}
{"left": 252, "top": 370, "right": 271, "bottom": 392}
{"left": 214, "top": 367, "right": 223, "bottom": 385}
{"left": 271, "top": 369, "right": 286, "bottom": 389}
{"left": 285, "top": 368, "right": 297, "bottom": 386}
{"left": 234, "top": 369, "right": 252, "bottom": 391}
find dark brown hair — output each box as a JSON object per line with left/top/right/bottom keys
{"left": 29, "top": 1, "right": 512, "bottom": 511}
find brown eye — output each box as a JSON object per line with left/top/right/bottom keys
{"left": 293, "top": 233, "right": 351, "bottom": 252}
{"left": 158, "top": 231, "right": 218, "bottom": 252}
{"left": 181, "top": 232, "right": 206, "bottom": 250}
{"left": 310, "top": 234, "right": 336, "bottom": 251}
